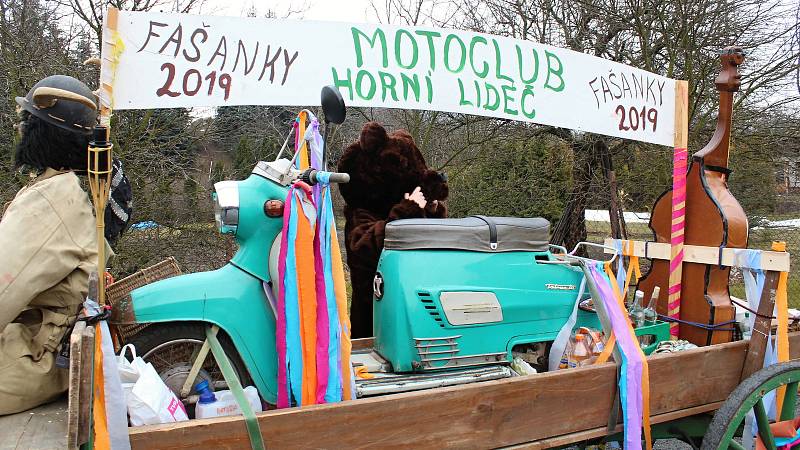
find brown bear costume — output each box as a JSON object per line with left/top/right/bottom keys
{"left": 337, "top": 122, "right": 449, "bottom": 338}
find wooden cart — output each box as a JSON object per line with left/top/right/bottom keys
{"left": 58, "top": 240, "right": 790, "bottom": 449}
{"left": 125, "top": 340, "right": 800, "bottom": 450}
{"left": 109, "top": 245, "right": 794, "bottom": 450}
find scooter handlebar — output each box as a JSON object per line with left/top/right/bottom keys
{"left": 300, "top": 169, "right": 350, "bottom": 185}
{"left": 322, "top": 171, "right": 350, "bottom": 184}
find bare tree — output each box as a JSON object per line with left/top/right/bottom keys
{"left": 371, "top": 0, "right": 799, "bottom": 250}
{"left": 57, "top": 0, "right": 207, "bottom": 50}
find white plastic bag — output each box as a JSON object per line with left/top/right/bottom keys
{"left": 116, "top": 344, "right": 140, "bottom": 384}
{"left": 127, "top": 360, "right": 189, "bottom": 426}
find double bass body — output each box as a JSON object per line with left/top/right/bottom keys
{"left": 637, "top": 47, "right": 749, "bottom": 346}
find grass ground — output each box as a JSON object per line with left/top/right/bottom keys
{"left": 117, "top": 215, "right": 797, "bottom": 309}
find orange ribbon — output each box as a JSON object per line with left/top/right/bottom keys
{"left": 92, "top": 324, "right": 110, "bottom": 449}
{"left": 295, "top": 194, "right": 318, "bottom": 404}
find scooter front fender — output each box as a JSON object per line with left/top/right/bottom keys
{"left": 121, "top": 263, "right": 278, "bottom": 403}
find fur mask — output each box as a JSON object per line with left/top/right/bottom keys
{"left": 337, "top": 122, "right": 448, "bottom": 214}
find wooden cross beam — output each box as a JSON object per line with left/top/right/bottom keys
{"left": 602, "top": 239, "right": 790, "bottom": 272}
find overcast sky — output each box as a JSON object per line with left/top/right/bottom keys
{"left": 195, "top": 0, "right": 381, "bottom": 22}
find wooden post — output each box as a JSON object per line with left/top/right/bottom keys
{"left": 773, "top": 241, "right": 790, "bottom": 416}
{"left": 668, "top": 80, "right": 689, "bottom": 339}
{"left": 740, "top": 270, "right": 780, "bottom": 381}
{"left": 67, "top": 321, "right": 96, "bottom": 449}
{"left": 92, "top": 6, "right": 120, "bottom": 305}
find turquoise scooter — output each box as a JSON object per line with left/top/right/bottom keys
{"left": 116, "top": 86, "right": 663, "bottom": 408}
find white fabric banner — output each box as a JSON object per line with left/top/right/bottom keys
{"left": 102, "top": 9, "right": 676, "bottom": 146}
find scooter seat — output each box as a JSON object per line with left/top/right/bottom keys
{"left": 384, "top": 216, "right": 550, "bottom": 252}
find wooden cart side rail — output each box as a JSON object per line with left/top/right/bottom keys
{"left": 505, "top": 402, "right": 725, "bottom": 449}
{"left": 128, "top": 333, "right": 800, "bottom": 450}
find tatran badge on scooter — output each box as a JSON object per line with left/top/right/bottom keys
{"left": 373, "top": 273, "right": 384, "bottom": 300}
{"left": 546, "top": 283, "right": 576, "bottom": 290}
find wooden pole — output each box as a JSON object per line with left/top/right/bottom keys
{"left": 740, "top": 270, "right": 780, "bottom": 381}
{"left": 773, "top": 241, "right": 790, "bottom": 417}
{"left": 668, "top": 80, "right": 689, "bottom": 339}
{"left": 91, "top": 6, "right": 119, "bottom": 304}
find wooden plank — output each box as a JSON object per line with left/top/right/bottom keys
{"left": 602, "top": 239, "right": 790, "bottom": 272}
{"left": 351, "top": 337, "right": 374, "bottom": 351}
{"left": 130, "top": 334, "right": 800, "bottom": 450}
{"left": 504, "top": 401, "right": 724, "bottom": 449}
{"left": 741, "top": 270, "right": 781, "bottom": 381}
{"left": 66, "top": 321, "right": 85, "bottom": 449}
{"left": 77, "top": 324, "right": 95, "bottom": 446}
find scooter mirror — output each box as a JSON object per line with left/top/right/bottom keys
{"left": 321, "top": 85, "right": 346, "bottom": 124}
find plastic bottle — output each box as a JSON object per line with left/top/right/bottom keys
{"left": 644, "top": 286, "right": 661, "bottom": 324}
{"left": 742, "top": 312, "right": 752, "bottom": 339}
{"left": 559, "top": 335, "right": 575, "bottom": 369}
{"left": 572, "top": 334, "right": 592, "bottom": 366}
{"left": 194, "top": 380, "right": 263, "bottom": 419}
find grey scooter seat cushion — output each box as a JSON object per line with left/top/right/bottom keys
{"left": 384, "top": 216, "right": 550, "bottom": 252}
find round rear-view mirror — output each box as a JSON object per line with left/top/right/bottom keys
{"left": 320, "top": 85, "right": 346, "bottom": 124}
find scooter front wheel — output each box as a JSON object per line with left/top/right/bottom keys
{"left": 127, "top": 322, "right": 252, "bottom": 405}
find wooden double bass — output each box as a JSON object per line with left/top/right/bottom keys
{"left": 638, "top": 47, "right": 749, "bottom": 346}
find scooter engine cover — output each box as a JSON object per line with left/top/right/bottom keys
{"left": 372, "top": 245, "right": 599, "bottom": 373}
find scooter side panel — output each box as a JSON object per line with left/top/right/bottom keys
{"left": 129, "top": 264, "right": 279, "bottom": 403}
{"left": 374, "top": 250, "right": 589, "bottom": 372}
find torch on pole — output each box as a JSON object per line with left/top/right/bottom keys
{"left": 88, "top": 125, "right": 112, "bottom": 305}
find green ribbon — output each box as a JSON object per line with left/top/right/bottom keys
{"left": 206, "top": 326, "right": 266, "bottom": 450}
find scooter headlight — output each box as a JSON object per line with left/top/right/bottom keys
{"left": 213, "top": 181, "right": 240, "bottom": 235}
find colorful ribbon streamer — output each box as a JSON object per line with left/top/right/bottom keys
{"left": 735, "top": 245, "right": 791, "bottom": 444}
{"left": 276, "top": 113, "right": 352, "bottom": 407}
{"left": 668, "top": 147, "right": 688, "bottom": 339}
{"left": 86, "top": 298, "right": 130, "bottom": 450}
{"left": 595, "top": 262, "right": 652, "bottom": 450}
{"left": 738, "top": 248, "right": 773, "bottom": 448}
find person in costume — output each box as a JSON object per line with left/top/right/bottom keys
{"left": 0, "top": 75, "right": 131, "bottom": 414}
{"left": 337, "top": 122, "right": 449, "bottom": 338}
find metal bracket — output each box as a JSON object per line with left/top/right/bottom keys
{"left": 179, "top": 326, "right": 217, "bottom": 398}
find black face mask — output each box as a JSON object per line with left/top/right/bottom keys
{"left": 14, "top": 112, "right": 89, "bottom": 172}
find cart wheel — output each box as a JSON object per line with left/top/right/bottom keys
{"left": 702, "top": 360, "right": 800, "bottom": 450}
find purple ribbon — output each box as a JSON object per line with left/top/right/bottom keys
{"left": 590, "top": 263, "right": 644, "bottom": 449}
